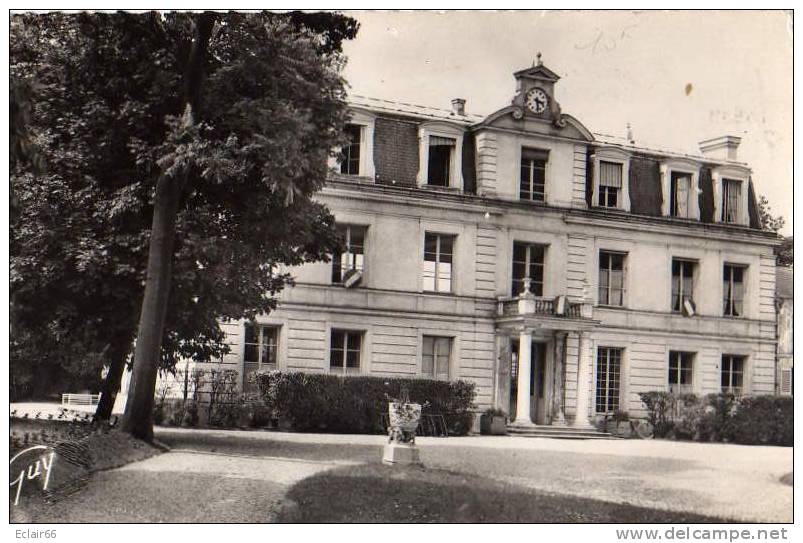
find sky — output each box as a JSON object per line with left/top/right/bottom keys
{"left": 339, "top": 10, "right": 793, "bottom": 234}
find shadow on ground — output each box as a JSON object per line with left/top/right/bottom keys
{"left": 157, "top": 428, "right": 383, "bottom": 462}
{"left": 276, "top": 463, "right": 734, "bottom": 523}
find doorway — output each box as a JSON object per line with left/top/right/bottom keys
{"left": 510, "top": 340, "right": 548, "bottom": 424}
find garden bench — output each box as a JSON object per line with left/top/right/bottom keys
{"left": 61, "top": 393, "right": 101, "bottom": 407}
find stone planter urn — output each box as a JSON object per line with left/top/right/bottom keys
{"left": 480, "top": 410, "right": 508, "bottom": 435}
{"left": 383, "top": 401, "right": 423, "bottom": 465}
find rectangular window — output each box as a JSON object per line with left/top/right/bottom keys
{"left": 723, "top": 264, "right": 745, "bottom": 317}
{"left": 598, "top": 161, "right": 622, "bottom": 208}
{"left": 422, "top": 336, "right": 451, "bottom": 380}
{"left": 668, "top": 351, "right": 694, "bottom": 394}
{"left": 332, "top": 224, "right": 366, "bottom": 284}
{"left": 330, "top": 329, "right": 361, "bottom": 374}
{"left": 339, "top": 124, "right": 361, "bottom": 175}
{"left": 243, "top": 323, "right": 279, "bottom": 393}
{"left": 512, "top": 242, "right": 545, "bottom": 297}
{"left": 427, "top": 136, "right": 455, "bottom": 186}
{"left": 599, "top": 251, "right": 625, "bottom": 307}
{"left": 721, "top": 355, "right": 745, "bottom": 396}
{"left": 596, "top": 347, "right": 622, "bottom": 414}
{"left": 671, "top": 259, "right": 696, "bottom": 313}
{"left": 519, "top": 148, "right": 548, "bottom": 202}
{"left": 670, "top": 172, "right": 693, "bottom": 218}
{"left": 721, "top": 178, "right": 742, "bottom": 223}
{"left": 423, "top": 233, "right": 454, "bottom": 293}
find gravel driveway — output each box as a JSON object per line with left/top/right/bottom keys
{"left": 19, "top": 428, "right": 791, "bottom": 523}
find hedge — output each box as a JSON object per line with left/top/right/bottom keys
{"left": 254, "top": 371, "right": 477, "bottom": 435}
{"left": 639, "top": 391, "right": 792, "bottom": 446}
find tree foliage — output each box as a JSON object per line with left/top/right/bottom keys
{"left": 757, "top": 194, "right": 785, "bottom": 233}
{"left": 10, "top": 12, "right": 356, "bottom": 425}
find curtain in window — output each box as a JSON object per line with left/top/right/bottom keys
{"left": 599, "top": 161, "right": 622, "bottom": 187}
{"left": 723, "top": 179, "right": 741, "bottom": 222}
{"left": 675, "top": 175, "right": 690, "bottom": 217}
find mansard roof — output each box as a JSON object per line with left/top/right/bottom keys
{"left": 347, "top": 94, "right": 751, "bottom": 168}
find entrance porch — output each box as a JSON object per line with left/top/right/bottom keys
{"left": 494, "top": 289, "right": 599, "bottom": 431}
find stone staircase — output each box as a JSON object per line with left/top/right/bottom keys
{"left": 506, "top": 424, "right": 618, "bottom": 440}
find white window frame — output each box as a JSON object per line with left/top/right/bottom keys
{"left": 417, "top": 121, "right": 464, "bottom": 191}
{"left": 421, "top": 335, "right": 453, "bottom": 380}
{"left": 597, "top": 250, "right": 627, "bottom": 308}
{"left": 660, "top": 159, "right": 700, "bottom": 220}
{"left": 329, "top": 108, "right": 375, "bottom": 179}
{"left": 592, "top": 147, "right": 630, "bottom": 212}
{"left": 242, "top": 322, "right": 281, "bottom": 392}
{"left": 328, "top": 328, "right": 363, "bottom": 376}
{"left": 332, "top": 224, "right": 367, "bottom": 285}
{"left": 667, "top": 350, "right": 695, "bottom": 395}
{"left": 721, "top": 354, "right": 747, "bottom": 396}
{"left": 511, "top": 241, "right": 546, "bottom": 297}
{"left": 711, "top": 165, "right": 750, "bottom": 226}
{"left": 422, "top": 232, "right": 456, "bottom": 293}
{"left": 519, "top": 147, "right": 549, "bottom": 203}
{"left": 671, "top": 257, "right": 697, "bottom": 313}
{"left": 722, "top": 262, "right": 747, "bottom": 318}
{"left": 595, "top": 346, "right": 623, "bottom": 414}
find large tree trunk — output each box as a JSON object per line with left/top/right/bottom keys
{"left": 93, "top": 342, "right": 130, "bottom": 422}
{"left": 119, "top": 177, "right": 181, "bottom": 440}
{"left": 119, "top": 13, "right": 216, "bottom": 441}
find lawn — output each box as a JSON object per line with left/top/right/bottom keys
{"left": 277, "top": 462, "right": 734, "bottom": 523}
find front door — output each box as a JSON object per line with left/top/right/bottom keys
{"left": 510, "top": 340, "right": 548, "bottom": 423}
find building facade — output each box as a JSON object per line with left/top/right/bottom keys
{"left": 209, "top": 58, "right": 780, "bottom": 428}
{"left": 776, "top": 266, "right": 793, "bottom": 396}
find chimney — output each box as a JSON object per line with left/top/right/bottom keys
{"left": 451, "top": 98, "right": 466, "bottom": 116}
{"left": 698, "top": 135, "right": 741, "bottom": 161}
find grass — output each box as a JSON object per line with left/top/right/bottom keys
{"left": 278, "top": 463, "right": 735, "bottom": 523}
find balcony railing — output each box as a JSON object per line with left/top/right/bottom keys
{"left": 497, "top": 295, "right": 590, "bottom": 319}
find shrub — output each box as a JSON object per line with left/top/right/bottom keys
{"left": 726, "top": 396, "right": 793, "bottom": 446}
{"left": 207, "top": 369, "right": 240, "bottom": 428}
{"left": 639, "top": 391, "right": 792, "bottom": 446}
{"left": 638, "top": 391, "right": 677, "bottom": 438}
{"left": 255, "top": 371, "right": 476, "bottom": 435}
{"left": 673, "top": 394, "right": 705, "bottom": 440}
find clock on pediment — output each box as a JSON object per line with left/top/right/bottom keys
{"left": 511, "top": 52, "right": 565, "bottom": 127}
{"left": 524, "top": 87, "right": 549, "bottom": 114}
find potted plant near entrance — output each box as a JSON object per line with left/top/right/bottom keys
{"left": 480, "top": 408, "right": 508, "bottom": 435}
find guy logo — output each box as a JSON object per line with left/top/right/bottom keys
{"left": 10, "top": 445, "right": 56, "bottom": 506}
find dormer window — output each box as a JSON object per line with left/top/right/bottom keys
{"left": 427, "top": 136, "right": 456, "bottom": 186}
{"left": 660, "top": 160, "right": 700, "bottom": 220}
{"left": 417, "top": 122, "right": 464, "bottom": 191}
{"left": 711, "top": 166, "right": 749, "bottom": 226}
{"left": 591, "top": 148, "right": 630, "bottom": 212}
{"left": 340, "top": 124, "right": 361, "bottom": 175}
{"left": 520, "top": 148, "right": 548, "bottom": 202}
{"left": 670, "top": 172, "right": 692, "bottom": 217}
{"left": 329, "top": 109, "right": 375, "bottom": 179}
{"left": 598, "top": 161, "right": 622, "bottom": 208}
{"left": 721, "top": 178, "right": 742, "bottom": 224}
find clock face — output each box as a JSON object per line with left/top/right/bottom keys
{"left": 525, "top": 88, "right": 549, "bottom": 114}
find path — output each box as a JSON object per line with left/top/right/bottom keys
{"left": 17, "top": 428, "right": 792, "bottom": 522}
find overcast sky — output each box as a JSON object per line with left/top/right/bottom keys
{"left": 339, "top": 10, "right": 793, "bottom": 234}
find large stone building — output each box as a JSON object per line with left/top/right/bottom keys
{"left": 209, "top": 57, "right": 780, "bottom": 429}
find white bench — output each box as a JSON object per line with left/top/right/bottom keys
{"left": 61, "top": 393, "right": 101, "bottom": 407}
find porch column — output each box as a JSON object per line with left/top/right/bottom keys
{"left": 551, "top": 332, "right": 567, "bottom": 426}
{"left": 573, "top": 331, "right": 592, "bottom": 428}
{"left": 511, "top": 328, "right": 534, "bottom": 427}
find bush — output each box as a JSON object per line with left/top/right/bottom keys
{"left": 255, "top": 371, "right": 476, "bottom": 435}
{"left": 725, "top": 396, "right": 793, "bottom": 446}
{"left": 639, "top": 391, "right": 792, "bottom": 446}
{"left": 638, "top": 391, "right": 677, "bottom": 438}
